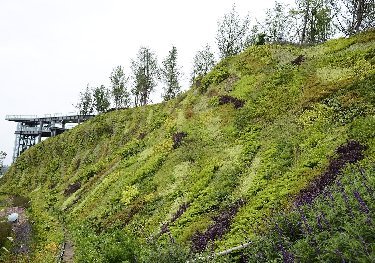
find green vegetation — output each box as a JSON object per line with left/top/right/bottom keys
{"left": 0, "top": 30, "right": 374, "bottom": 262}
{"left": 161, "top": 46, "right": 182, "bottom": 101}
{"left": 241, "top": 164, "right": 375, "bottom": 262}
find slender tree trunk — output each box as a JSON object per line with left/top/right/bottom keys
{"left": 353, "top": 0, "right": 365, "bottom": 33}
{"left": 301, "top": 1, "right": 310, "bottom": 44}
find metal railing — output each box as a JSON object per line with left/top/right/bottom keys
{"left": 16, "top": 126, "right": 51, "bottom": 132}
{"left": 5, "top": 112, "right": 85, "bottom": 121}
{"left": 5, "top": 115, "right": 38, "bottom": 120}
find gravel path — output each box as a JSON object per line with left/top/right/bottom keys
{"left": 62, "top": 239, "right": 75, "bottom": 263}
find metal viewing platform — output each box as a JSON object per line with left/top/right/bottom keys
{"left": 6, "top": 113, "right": 95, "bottom": 162}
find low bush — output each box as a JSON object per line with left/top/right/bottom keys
{"left": 191, "top": 199, "right": 245, "bottom": 253}
{"left": 0, "top": 222, "right": 11, "bottom": 249}
{"left": 218, "top": 95, "right": 245, "bottom": 109}
{"left": 240, "top": 164, "right": 375, "bottom": 262}
{"left": 64, "top": 182, "right": 81, "bottom": 197}
{"left": 172, "top": 132, "right": 188, "bottom": 149}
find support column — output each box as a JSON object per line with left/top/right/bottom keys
{"left": 51, "top": 121, "right": 56, "bottom": 137}
{"left": 38, "top": 120, "right": 43, "bottom": 143}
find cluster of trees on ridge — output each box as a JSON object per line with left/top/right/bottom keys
{"left": 76, "top": 0, "right": 375, "bottom": 115}
{"left": 76, "top": 45, "right": 185, "bottom": 115}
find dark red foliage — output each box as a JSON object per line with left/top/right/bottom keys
{"left": 291, "top": 55, "right": 305, "bottom": 65}
{"left": 191, "top": 199, "right": 245, "bottom": 253}
{"left": 172, "top": 132, "right": 187, "bottom": 149}
{"left": 159, "top": 203, "right": 190, "bottom": 236}
{"left": 239, "top": 253, "right": 249, "bottom": 263}
{"left": 296, "top": 140, "right": 367, "bottom": 205}
{"left": 171, "top": 202, "right": 190, "bottom": 223}
{"left": 64, "top": 182, "right": 81, "bottom": 196}
{"left": 191, "top": 230, "right": 208, "bottom": 253}
{"left": 218, "top": 95, "right": 245, "bottom": 109}
{"left": 160, "top": 223, "right": 169, "bottom": 235}
{"left": 138, "top": 132, "right": 147, "bottom": 140}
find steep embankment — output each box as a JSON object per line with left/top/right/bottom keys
{"left": 1, "top": 30, "right": 375, "bottom": 262}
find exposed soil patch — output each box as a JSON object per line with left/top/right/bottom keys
{"left": 62, "top": 239, "right": 74, "bottom": 263}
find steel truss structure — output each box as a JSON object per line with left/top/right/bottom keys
{"left": 6, "top": 113, "right": 94, "bottom": 162}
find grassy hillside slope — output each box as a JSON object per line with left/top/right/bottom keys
{"left": 1, "top": 30, "right": 375, "bottom": 262}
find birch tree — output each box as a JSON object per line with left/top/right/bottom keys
{"left": 77, "top": 85, "right": 93, "bottom": 115}
{"left": 263, "top": 1, "right": 295, "bottom": 43}
{"left": 0, "top": 151, "right": 6, "bottom": 175}
{"left": 110, "top": 66, "right": 130, "bottom": 109}
{"left": 160, "top": 46, "right": 182, "bottom": 101}
{"left": 294, "top": 0, "right": 334, "bottom": 44}
{"left": 335, "top": 0, "right": 375, "bottom": 35}
{"left": 131, "top": 47, "right": 159, "bottom": 107}
{"left": 216, "top": 4, "right": 251, "bottom": 58}
{"left": 92, "top": 85, "right": 111, "bottom": 113}
{"left": 191, "top": 44, "right": 216, "bottom": 82}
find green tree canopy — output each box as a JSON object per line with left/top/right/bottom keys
{"left": 92, "top": 85, "right": 111, "bottom": 113}
{"left": 131, "top": 47, "right": 159, "bottom": 107}
{"left": 110, "top": 66, "right": 130, "bottom": 109}
{"left": 216, "top": 4, "right": 250, "bottom": 58}
{"left": 191, "top": 44, "right": 216, "bottom": 82}
{"left": 160, "top": 46, "right": 182, "bottom": 101}
{"left": 76, "top": 85, "right": 94, "bottom": 115}
{"left": 334, "top": 0, "right": 375, "bottom": 36}
{"left": 263, "top": 1, "right": 295, "bottom": 43}
{"left": 293, "top": 0, "right": 334, "bottom": 44}
{"left": 0, "top": 151, "right": 6, "bottom": 175}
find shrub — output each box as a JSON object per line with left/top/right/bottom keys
{"left": 64, "top": 182, "right": 81, "bottom": 197}
{"left": 121, "top": 185, "right": 139, "bottom": 205}
{"left": 191, "top": 199, "right": 245, "bottom": 253}
{"left": 120, "top": 140, "right": 145, "bottom": 159}
{"left": 200, "top": 66, "right": 230, "bottom": 92}
{"left": 140, "top": 241, "right": 190, "bottom": 263}
{"left": 0, "top": 222, "right": 11, "bottom": 249}
{"left": 218, "top": 95, "right": 245, "bottom": 109}
{"left": 172, "top": 132, "right": 188, "bottom": 149}
{"left": 296, "top": 140, "right": 367, "bottom": 205}
{"left": 12, "top": 195, "right": 30, "bottom": 208}
{"left": 102, "top": 233, "right": 138, "bottom": 263}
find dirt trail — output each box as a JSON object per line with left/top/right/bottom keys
{"left": 0, "top": 206, "right": 31, "bottom": 254}
{"left": 62, "top": 239, "right": 74, "bottom": 263}
{"left": 57, "top": 226, "right": 75, "bottom": 263}
{"left": 0, "top": 205, "right": 75, "bottom": 262}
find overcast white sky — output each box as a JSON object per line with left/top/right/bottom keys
{"left": 0, "top": 0, "right": 295, "bottom": 165}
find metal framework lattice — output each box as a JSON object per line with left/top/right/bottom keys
{"left": 6, "top": 113, "right": 94, "bottom": 162}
